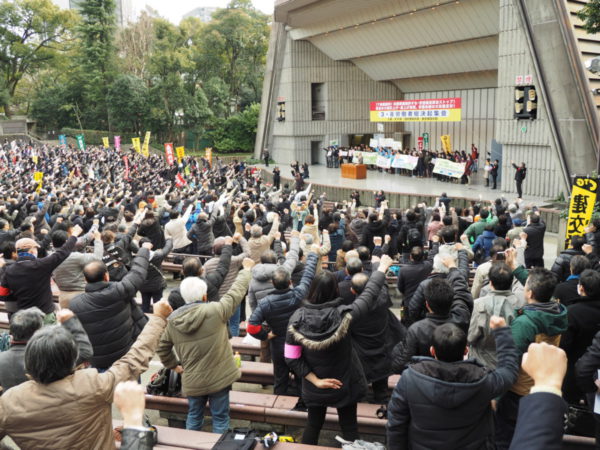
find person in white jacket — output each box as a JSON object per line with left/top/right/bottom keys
{"left": 165, "top": 204, "right": 193, "bottom": 253}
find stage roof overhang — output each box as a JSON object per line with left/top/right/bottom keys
{"left": 274, "top": 0, "right": 500, "bottom": 93}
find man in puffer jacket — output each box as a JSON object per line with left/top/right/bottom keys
{"left": 550, "top": 235, "right": 585, "bottom": 282}
{"left": 247, "top": 250, "right": 319, "bottom": 395}
{"left": 70, "top": 242, "right": 152, "bottom": 370}
{"left": 246, "top": 233, "right": 300, "bottom": 311}
{"left": 387, "top": 318, "right": 519, "bottom": 449}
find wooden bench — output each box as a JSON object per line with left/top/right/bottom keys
{"left": 230, "top": 336, "right": 261, "bottom": 357}
{"left": 114, "top": 420, "right": 333, "bottom": 450}
{"left": 144, "top": 392, "right": 387, "bottom": 435}
{"left": 143, "top": 394, "right": 596, "bottom": 447}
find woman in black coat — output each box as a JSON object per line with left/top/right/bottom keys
{"left": 285, "top": 256, "right": 392, "bottom": 445}
{"left": 138, "top": 237, "right": 173, "bottom": 312}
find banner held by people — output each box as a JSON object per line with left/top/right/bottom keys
{"left": 102, "top": 137, "right": 109, "bottom": 148}
{"left": 164, "top": 143, "right": 175, "bottom": 166}
{"left": 433, "top": 158, "right": 465, "bottom": 179}
{"left": 176, "top": 146, "right": 185, "bottom": 162}
{"left": 76, "top": 134, "right": 85, "bottom": 151}
{"left": 142, "top": 131, "right": 151, "bottom": 157}
{"left": 131, "top": 137, "right": 141, "bottom": 153}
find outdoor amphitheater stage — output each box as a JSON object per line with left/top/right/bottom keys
{"left": 255, "top": 164, "right": 549, "bottom": 206}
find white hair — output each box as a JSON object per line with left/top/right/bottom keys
{"left": 180, "top": 277, "right": 208, "bottom": 303}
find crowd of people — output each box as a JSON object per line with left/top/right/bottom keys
{"left": 0, "top": 138, "right": 596, "bottom": 449}
{"left": 323, "top": 144, "right": 528, "bottom": 198}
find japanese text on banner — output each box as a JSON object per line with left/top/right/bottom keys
{"left": 565, "top": 177, "right": 598, "bottom": 248}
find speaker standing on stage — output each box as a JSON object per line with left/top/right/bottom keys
{"left": 511, "top": 162, "right": 527, "bottom": 199}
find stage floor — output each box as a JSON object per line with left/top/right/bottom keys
{"left": 256, "top": 164, "right": 549, "bottom": 205}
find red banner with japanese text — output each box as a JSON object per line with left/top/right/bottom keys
{"left": 164, "top": 143, "right": 175, "bottom": 166}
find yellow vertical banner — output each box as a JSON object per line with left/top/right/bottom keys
{"left": 176, "top": 146, "right": 185, "bottom": 162}
{"left": 102, "top": 137, "right": 110, "bottom": 148}
{"left": 132, "top": 138, "right": 141, "bottom": 153}
{"left": 34, "top": 171, "right": 43, "bottom": 193}
{"left": 205, "top": 147, "right": 213, "bottom": 167}
{"left": 142, "top": 131, "right": 151, "bottom": 157}
{"left": 32, "top": 156, "right": 38, "bottom": 164}
{"left": 565, "top": 177, "right": 598, "bottom": 248}
{"left": 440, "top": 135, "right": 452, "bottom": 154}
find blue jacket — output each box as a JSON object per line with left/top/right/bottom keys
{"left": 472, "top": 230, "right": 497, "bottom": 258}
{"left": 248, "top": 252, "right": 318, "bottom": 339}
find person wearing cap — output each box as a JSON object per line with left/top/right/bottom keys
{"left": 0, "top": 225, "right": 83, "bottom": 324}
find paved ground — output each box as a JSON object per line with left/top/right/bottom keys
{"left": 256, "top": 164, "right": 551, "bottom": 205}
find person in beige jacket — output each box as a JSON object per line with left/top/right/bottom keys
{"left": 157, "top": 258, "right": 255, "bottom": 433}
{"left": 0, "top": 300, "right": 172, "bottom": 450}
{"left": 248, "top": 214, "right": 280, "bottom": 263}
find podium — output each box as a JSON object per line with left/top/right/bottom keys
{"left": 341, "top": 164, "right": 367, "bottom": 179}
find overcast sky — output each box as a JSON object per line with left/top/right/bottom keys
{"left": 135, "top": 0, "right": 274, "bottom": 23}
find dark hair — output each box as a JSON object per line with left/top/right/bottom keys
{"left": 83, "top": 261, "right": 108, "bottom": 283}
{"left": 0, "top": 241, "right": 15, "bottom": 260}
{"left": 182, "top": 257, "right": 202, "bottom": 277}
{"left": 307, "top": 271, "right": 339, "bottom": 304}
{"left": 406, "top": 211, "right": 416, "bottom": 222}
{"left": 424, "top": 278, "right": 453, "bottom": 316}
{"left": 410, "top": 246, "right": 424, "bottom": 262}
{"left": 25, "top": 326, "right": 78, "bottom": 384}
{"left": 51, "top": 230, "right": 69, "bottom": 249}
{"left": 526, "top": 268, "right": 557, "bottom": 302}
{"left": 432, "top": 213, "right": 441, "bottom": 222}
{"left": 442, "top": 216, "right": 453, "bottom": 226}
{"left": 170, "top": 210, "right": 180, "bottom": 220}
{"left": 0, "top": 219, "right": 6, "bottom": 230}
{"left": 9, "top": 307, "right": 44, "bottom": 341}
{"left": 356, "top": 246, "right": 370, "bottom": 262}
{"left": 489, "top": 263, "right": 513, "bottom": 291}
{"left": 570, "top": 255, "right": 591, "bottom": 276}
{"left": 432, "top": 323, "right": 467, "bottom": 363}
{"left": 480, "top": 210, "right": 489, "bottom": 220}
{"left": 579, "top": 269, "right": 600, "bottom": 298}
{"left": 272, "top": 267, "right": 291, "bottom": 290}
{"left": 351, "top": 272, "right": 369, "bottom": 295}
{"left": 346, "top": 258, "right": 363, "bottom": 276}
{"left": 341, "top": 240, "right": 354, "bottom": 252}
{"left": 530, "top": 214, "right": 540, "bottom": 224}
{"left": 570, "top": 235, "right": 585, "bottom": 251}
{"left": 440, "top": 226, "right": 456, "bottom": 244}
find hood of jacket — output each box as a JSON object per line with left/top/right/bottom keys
{"left": 168, "top": 302, "right": 209, "bottom": 334}
{"left": 481, "top": 230, "right": 496, "bottom": 240}
{"left": 518, "top": 301, "right": 568, "bottom": 335}
{"left": 288, "top": 299, "right": 352, "bottom": 351}
{"left": 408, "top": 357, "right": 489, "bottom": 408}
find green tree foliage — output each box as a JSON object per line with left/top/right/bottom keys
{"left": 26, "top": 0, "right": 269, "bottom": 153}
{"left": 106, "top": 74, "right": 148, "bottom": 133}
{"left": 0, "top": 0, "right": 76, "bottom": 116}
{"left": 578, "top": 0, "right": 600, "bottom": 34}
{"left": 75, "top": 0, "right": 116, "bottom": 129}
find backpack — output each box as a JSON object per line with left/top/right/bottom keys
{"left": 103, "top": 243, "right": 128, "bottom": 281}
{"left": 407, "top": 227, "right": 422, "bottom": 247}
{"left": 146, "top": 367, "right": 182, "bottom": 397}
{"left": 213, "top": 428, "right": 258, "bottom": 450}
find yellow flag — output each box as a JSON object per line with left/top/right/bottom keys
{"left": 565, "top": 177, "right": 598, "bottom": 248}
{"left": 440, "top": 135, "right": 452, "bottom": 154}
{"left": 142, "top": 131, "right": 151, "bottom": 157}
{"left": 34, "top": 171, "right": 43, "bottom": 193}
{"left": 205, "top": 147, "right": 213, "bottom": 166}
{"left": 102, "top": 137, "right": 109, "bottom": 148}
{"left": 32, "top": 155, "right": 38, "bottom": 164}
{"left": 176, "top": 146, "right": 185, "bottom": 162}
{"left": 132, "top": 138, "right": 141, "bottom": 153}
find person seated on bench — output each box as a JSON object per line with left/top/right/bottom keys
{"left": 0, "top": 300, "right": 173, "bottom": 449}
{"left": 157, "top": 258, "right": 255, "bottom": 434}
{"left": 285, "top": 255, "right": 393, "bottom": 445}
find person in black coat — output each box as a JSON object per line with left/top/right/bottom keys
{"left": 285, "top": 256, "right": 394, "bottom": 445}
{"left": 397, "top": 240, "right": 439, "bottom": 311}
{"left": 550, "top": 235, "right": 585, "bottom": 282}
{"left": 138, "top": 238, "right": 173, "bottom": 313}
{"left": 69, "top": 244, "right": 151, "bottom": 370}
{"left": 490, "top": 160, "right": 499, "bottom": 190}
{"left": 561, "top": 269, "right": 600, "bottom": 403}
{"left": 247, "top": 252, "right": 318, "bottom": 395}
{"left": 338, "top": 258, "right": 363, "bottom": 305}
{"left": 512, "top": 162, "right": 527, "bottom": 199}
{"left": 272, "top": 167, "right": 281, "bottom": 190}
{"left": 392, "top": 259, "right": 473, "bottom": 374}
{"left": 576, "top": 329, "right": 600, "bottom": 445}
{"left": 348, "top": 272, "right": 393, "bottom": 403}
{"left": 386, "top": 318, "right": 519, "bottom": 449}
{"left": 137, "top": 211, "right": 165, "bottom": 251}
{"left": 553, "top": 255, "right": 590, "bottom": 306}
{"left": 522, "top": 213, "right": 546, "bottom": 268}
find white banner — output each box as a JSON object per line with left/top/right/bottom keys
{"left": 376, "top": 155, "right": 392, "bottom": 169}
{"left": 369, "top": 138, "right": 378, "bottom": 148}
{"left": 391, "top": 154, "right": 418, "bottom": 170}
{"left": 433, "top": 159, "right": 465, "bottom": 178}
